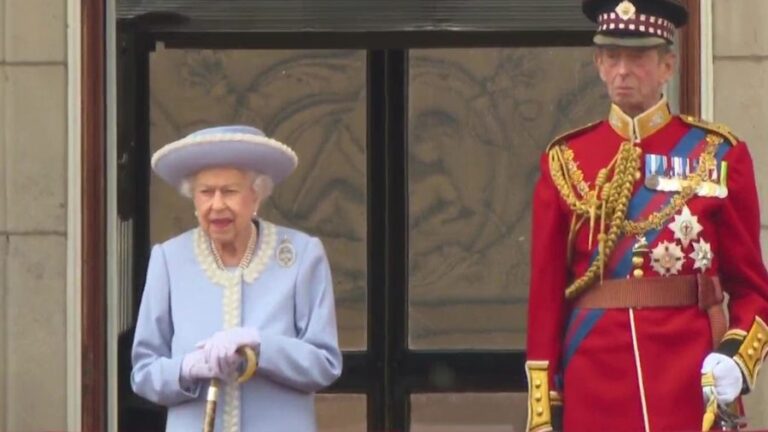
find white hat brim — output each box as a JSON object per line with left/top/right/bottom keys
{"left": 151, "top": 133, "right": 298, "bottom": 190}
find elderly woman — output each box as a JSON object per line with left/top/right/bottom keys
{"left": 131, "top": 125, "right": 342, "bottom": 431}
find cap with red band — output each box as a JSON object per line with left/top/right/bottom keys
{"left": 582, "top": 0, "right": 688, "bottom": 47}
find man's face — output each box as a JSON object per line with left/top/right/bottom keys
{"left": 594, "top": 46, "right": 675, "bottom": 116}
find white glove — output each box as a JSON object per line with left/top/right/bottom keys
{"left": 197, "top": 327, "right": 261, "bottom": 382}
{"left": 701, "top": 352, "right": 744, "bottom": 404}
{"left": 180, "top": 349, "right": 217, "bottom": 382}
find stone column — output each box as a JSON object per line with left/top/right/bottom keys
{"left": 2, "top": 0, "right": 69, "bottom": 429}
{"left": 714, "top": 0, "right": 768, "bottom": 427}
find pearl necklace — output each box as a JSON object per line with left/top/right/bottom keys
{"left": 210, "top": 222, "right": 258, "bottom": 270}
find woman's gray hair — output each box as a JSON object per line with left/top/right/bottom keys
{"left": 178, "top": 169, "right": 274, "bottom": 200}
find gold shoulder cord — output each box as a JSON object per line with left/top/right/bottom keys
{"left": 549, "top": 134, "right": 722, "bottom": 300}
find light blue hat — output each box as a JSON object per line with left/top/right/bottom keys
{"left": 151, "top": 125, "right": 298, "bottom": 190}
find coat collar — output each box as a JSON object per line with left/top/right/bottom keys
{"left": 608, "top": 97, "right": 672, "bottom": 143}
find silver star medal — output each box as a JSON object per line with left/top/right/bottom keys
{"left": 668, "top": 205, "right": 703, "bottom": 248}
{"left": 651, "top": 241, "right": 685, "bottom": 276}
{"left": 690, "top": 240, "right": 714, "bottom": 272}
{"left": 276, "top": 237, "right": 296, "bottom": 268}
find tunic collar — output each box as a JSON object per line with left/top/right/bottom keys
{"left": 608, "top": 97, "right": 672, "bottom": 143}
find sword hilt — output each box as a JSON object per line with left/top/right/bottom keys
{"left": 701, "top": 372, "right": 717, "bottom": 431}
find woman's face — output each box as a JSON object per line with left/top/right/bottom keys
{"left": 192, "top": 167, "right": 260, "bottom": 245}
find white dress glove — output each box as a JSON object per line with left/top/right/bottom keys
{"left": 180, "top": 349, "right": 217, "bottom": 383}
{"left": 701, "top": 352, "right": 744, "bottom": 404}
{"left": 197, "top": 327, "right": 261, "bottom": 382}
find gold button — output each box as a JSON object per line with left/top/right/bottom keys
{"left": 633, "top": 269, "right": 644, "bottom": 278}
{"left": 534, "top": 392, "right": 542, "bottom": 401}
{"left": 632, "top": 256, "right": 644, "bottom": 267}
{"left": 536, "top": 407, "right": 544, "bottom": 416}
{"left": 748, "top": 349, "right": 755, "bottom": 357}
{"left": 758, "top": 334, "right": 765, "bottom": 341}
{"left": 753, "top": 341, "right": 760, "bottom": 349}
{"left": 534, "top": 379, "right": 542, "bottom": 388}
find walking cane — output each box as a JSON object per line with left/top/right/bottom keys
{"left": 202, "top": 346, "right": 259, "bottom": 432}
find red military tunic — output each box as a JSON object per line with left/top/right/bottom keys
{"left": 526, "top": 99, "right": 768, "bottom": 432}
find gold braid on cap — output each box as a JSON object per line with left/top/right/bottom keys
{"left": 548, "top": 134, "right": 722, "bottom": 300}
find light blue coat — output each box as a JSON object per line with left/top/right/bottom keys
{"left": 131, "top": 220, "right": 343, "bottom": 431}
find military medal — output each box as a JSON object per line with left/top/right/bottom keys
{"left": 645, "top": 154, "right": 667, "bottom": 190}
{"left": 644, "top": 154, "right": 689, "bottom": 192}
{"left": 644, "top": 153, "right": 729, "bottom": 198}
{"left": 651, "top": 241, "right": 684, "bottom": 276}
{"left": 276, "top": 237, "right": 296, "bottom": 268}
{"left": 668, "top": 205, "right": 702, "bottom": 248}
{"left": 696, "top": 161, "right": 729, "bottom": 198}
{"left": 690, "top": 240, "right": 714, "bottom": 271}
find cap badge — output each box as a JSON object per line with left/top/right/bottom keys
{"left": 615, "top": 0, "right": 637, "bottom": 20}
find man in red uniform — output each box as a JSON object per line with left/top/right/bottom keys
{"left": 526, "top": 1, "right": 768, "bottom": 431}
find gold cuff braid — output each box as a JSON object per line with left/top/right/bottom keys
{"left": 526, "top": 361, "right": 554, "bottom": 432}
{"left": 733, "top": 317, "right": 768, "bottom": 390}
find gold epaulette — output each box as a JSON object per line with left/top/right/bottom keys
{"left": 545, "top": 120, "right": 602, "bottom": 153}
{"left": 679, "top": 115, "right": 740, "bottom": 147}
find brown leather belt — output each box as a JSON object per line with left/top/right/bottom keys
{"left": 573, "top": 274, "right": 727, "bottom": 346}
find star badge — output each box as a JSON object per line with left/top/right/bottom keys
{"left": 668, "top": 205, "right": 703, "bottom": 248}
{"left": 690, "top": 240, "right": 714, "bottom": 272}
{"left": 651, "top": 241, "right": 685, "bottom": 276}
{"left": 650, "top": 111, "right": 665, "bottom": 127}
{"left": 615, "top": 0, "right": 637, "bottom": 20}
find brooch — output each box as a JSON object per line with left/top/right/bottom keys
{"left": 276, "top": 237, "right": 296, "bottom": 268}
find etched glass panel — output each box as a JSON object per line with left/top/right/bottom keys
{"left": 408, "top": 47, "right": 609, "bottom": 348}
